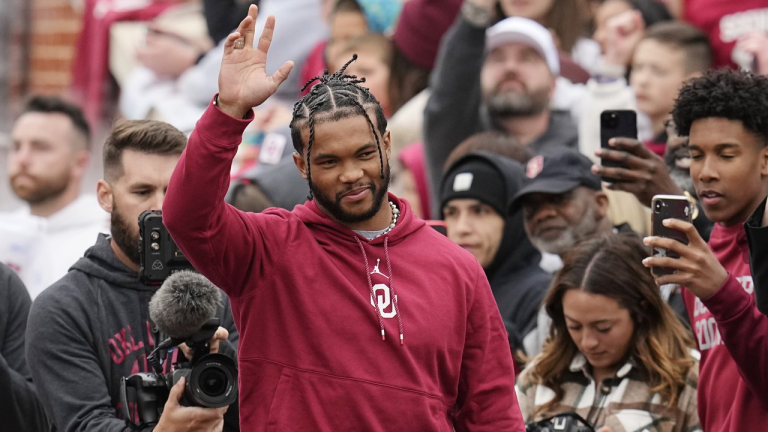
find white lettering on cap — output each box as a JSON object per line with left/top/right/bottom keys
{"left": 453, "top": 173, "right": 473, "bottom": 191}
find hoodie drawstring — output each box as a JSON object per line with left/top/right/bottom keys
{"left": 356, "top": 237, "right": 387, "bottom": 341}
{"left": 384, "top": 237, "right": 404, "bottom": 345}
{"left": 355, "top": 236, "right": 405, "bottom": 345}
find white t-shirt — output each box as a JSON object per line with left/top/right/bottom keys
{"left": 0, "top": 195, "right": 110, "bottom": 299}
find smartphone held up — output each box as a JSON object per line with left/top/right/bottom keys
{"left": 650, "top": 194, "right": 693, "bottom": 277}
{"left": 600, "top": 110, "right": 638, "bottom": 182}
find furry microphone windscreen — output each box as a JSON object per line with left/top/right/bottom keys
{"left": 149, "top": 270, "right": 222, "bottom": 339}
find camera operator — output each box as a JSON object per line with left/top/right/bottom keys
{"left": 25, "top": 120, "right": 240, "bottom": 432}
{"left": 0, "top": 263, "right": 48, "bottom": 432}
{"left": 516, "top": 234, "right": 699, "bottom": 431}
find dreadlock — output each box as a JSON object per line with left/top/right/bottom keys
{"left": 290, "top": 54, "right": 388, "bottom": 199}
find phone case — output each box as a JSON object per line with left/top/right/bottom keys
{"left": 600, "top": 110, "right": 638, "bottom": 182}
{"left": 651, "top": 195, "right": 693, "bottom": 277}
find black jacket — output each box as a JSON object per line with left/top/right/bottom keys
{"left": 746, "top": 196, "right": 768, "bottom": 316}
{"left": 442, "top": 153, "right": 551, "bottom": 354}
{"left": 26, "top": 234, "right": 240, "bottom": 431}
{"left": 0, "top": 263, "right": 49, "bottom": 432}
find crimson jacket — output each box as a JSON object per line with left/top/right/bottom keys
{"left": 683, "top": 222, "right": 768, "bottom": 432}
{"left": 164, "top": 100, "right": 524, "bottom": 432}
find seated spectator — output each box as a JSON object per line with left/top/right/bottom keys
{"left": 516, "top": 233, "right": 699, "bottom": 431}
{"left": 329, "top": 34, "right": 394, "bottom": 116}
{"left": 386, "top": 0, "right": 462, "bottom": 155}
{"left": 669, "top": 0, "right": 768, "bottom": 69}
{"left": 131, "top": 0, "right": 255, "bottom": 82}
{"left": 581, "top": 21, "right": 712, "bottom": 159}
{"left": 300, "top": 0, "right": 402, "bottom": 97}
{"left": 510, "top": 149, "right": 628, "bottom": 259}
{"left": 0, "top": 96, "right": 108, "bottom": 299}
{"left": 591, "top": 0, "right": 673, "bottom": 71}
{"left": 643, "top": 69, "right": 768, "bottom": 429}
{"left": 424, "top": 0, "right": 579, "bottom": 215}
{"left": 497, "top": 0, "right": 597, "bottom": 78}
{"left": 440, "top": 151, "right": 550, "bottom": 356}
{"left": 26, "top": 120, "right": 240, "bottom": 431}
{"left": 0, "top": 263, "right": 48, "bottom": 432}
{"left": 119, "top": 0, "right": 327, "bottom": 132}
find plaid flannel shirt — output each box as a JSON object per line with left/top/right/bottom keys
{"left": 516, "top": 354, "right": 701, "bottom": 432}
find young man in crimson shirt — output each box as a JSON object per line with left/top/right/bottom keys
{"left": 644, "top": 69, "right": 768, "bottom": 431}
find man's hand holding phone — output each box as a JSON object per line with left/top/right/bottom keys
{"left": 642, "top": 218, "right": 727, "bottom": 299}
{"left": 593, "top": 137, "right": 684, "bottom": 206}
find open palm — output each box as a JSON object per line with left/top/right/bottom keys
{"left": 217, "top": 5, "right": 294, "bottom": 119}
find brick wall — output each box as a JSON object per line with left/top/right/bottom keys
{"left": 29, "top": 0, "right": 81, "bottom": 95}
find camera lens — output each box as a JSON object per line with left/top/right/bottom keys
{"left": 199, "top": 369, "right": 227, "bottom": 397}
{"left": 185, "top": 354, "right": 238, "bottom": 408}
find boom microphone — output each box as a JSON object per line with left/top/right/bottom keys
{"left": 149, "top": 270, "right": 222, "bottom": 340}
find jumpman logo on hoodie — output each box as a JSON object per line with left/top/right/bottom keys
{"left": 370, "top": 259, "right": 397, "bottom": 318}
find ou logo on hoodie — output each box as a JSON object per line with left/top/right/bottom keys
{"left": 369, "top": 259, "right": 397, "bottom": 318}
{"left": 371, "top": 284, "right": 398, "bottom": 318}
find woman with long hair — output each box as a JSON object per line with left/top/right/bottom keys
{"left": 516, "top": 233, "right": 700, "bottom": 431}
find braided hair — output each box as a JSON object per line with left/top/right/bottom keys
{"left": 290, "top": 54, "right": 388, "bottom": 199}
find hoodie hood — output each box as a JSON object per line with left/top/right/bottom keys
{"left": 71, "top": 233, "right": 155, "bottom": 293}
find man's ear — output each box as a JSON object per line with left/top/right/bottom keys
{"left": 293, "top": 151, "right": 308, "bottom": 180}
{"left": 72, "top": 150, "right": 90, "bottom": 180}
{"left": 383, "top": 130, "right": 392, "bottom": 160}
{"left": 594, "top": 191, "right": 610, "bottom": 219}
{"left": 96, "top": 180, "right": 114, "bottom": 213}
{"left": 760, "top": 144, "right": 768, "bottom": 177}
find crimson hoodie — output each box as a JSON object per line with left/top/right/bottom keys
{"left": 683, "top": 222, "right": 768, "bottom": 432}
{"left": 164, "top": 101, "right": 524, "bottom": 432}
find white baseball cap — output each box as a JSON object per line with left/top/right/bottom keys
{"left": 486, "top": 17, "right": 560, "bottom": 76}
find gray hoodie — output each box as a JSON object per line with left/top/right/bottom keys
{"left": 26, "top": 234, "right": 239, "bottom": 432}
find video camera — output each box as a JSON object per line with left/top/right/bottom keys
{"left": 526, "top": 413, "right": 595, "bottom": 432}
{"left": 138, "top": 210, "right": 194, "bottom": 285}
{"left": 119, "top": 318, "right": 238, "bottom": 429}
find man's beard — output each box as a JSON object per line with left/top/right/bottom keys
{"left": 310, "top": 163, "right": 391, "bottom": 225}
{"left": 110, "top": 200, "right": 141, "bottom": 266}
{"left": 528, "top": 204, "right": 600, "bottom": 256}
{"left": 10, "top": 169, "right": 70, "bottom": 205}
{"left": 486, "top": 79, "right": 551, "bottom": 118}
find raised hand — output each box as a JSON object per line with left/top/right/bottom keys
{"left": 604, "top": 10, "right": 645, "bottom": 67}
{"left": 642, "top": 219, "right": 727, "bottom": 299}
{"left": 217, "top": 5, "right": 294, "bottom": 119}
{"left": 592, "top": 137, "right": 683, "bottom": 206}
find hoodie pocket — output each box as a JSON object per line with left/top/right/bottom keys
{"left": 266, "top": 368, "right": 451, "bottom": 432}
{"left": 266, "top": 368, "right": 295, "bottom": 432}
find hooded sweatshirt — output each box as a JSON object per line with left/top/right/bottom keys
{"left": 682, "top": 222, "right": 768, "bottom": 432}
{"left": 0, "top": 194, "right": 110, "bottom": 299}
{"left": 163, "top": 102, "right": 524, "bottom": 432}
{"left": 440, "top": 153, "right": 550, "bottom": 353}
{"left": 25, "top": 234, "right": 240, "bottom": 432}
